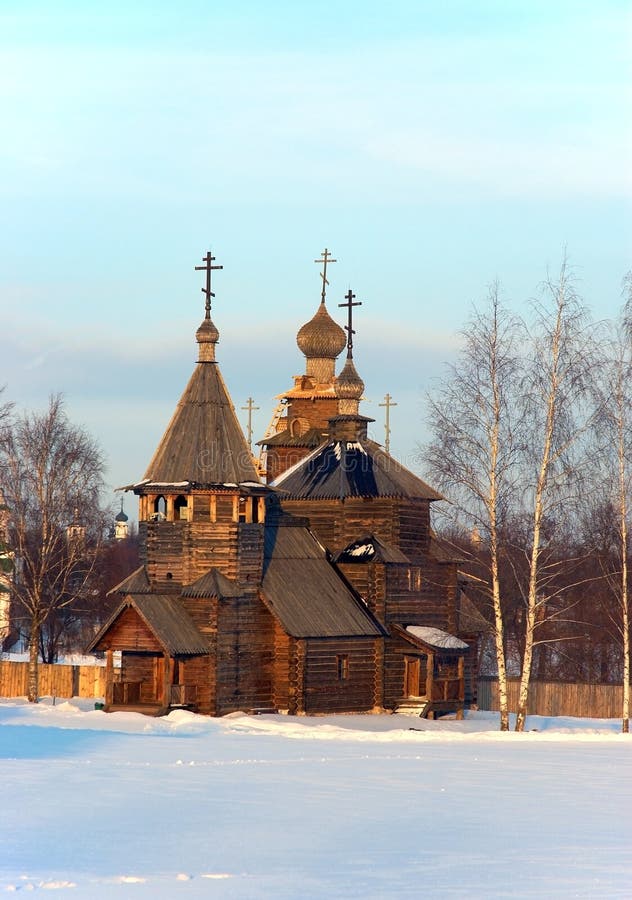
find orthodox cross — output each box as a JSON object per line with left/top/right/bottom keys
{"left": 195, "top": 251, "right": 223, "bottom": 318}
{"left": 338, "top": 288, "right": 362, "bottom": 354}
{"left": 241, "top": 397, "right": 260, "bottom": 451}
{"left": 314, "top": 248, "right": 337, "bottom": 305}
{"left": 379, "top": 392, "right": 398, "bottom": 453}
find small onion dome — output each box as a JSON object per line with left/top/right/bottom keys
{"left": 196, "top": 316, "right": 219, "bottom": 361}
{"left": 335, "top": 355, "right": 364, "bottom": 400}
{"left": 196, "top": 317, "right": 219, "bottom": 345}
{"left": 115, "top": 508, "right": 129, "bottom": 523}
{"left": 297, "top": 303, "right": 346, "bottom": 360}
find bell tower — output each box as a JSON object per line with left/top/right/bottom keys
{"left": 128, "top": 251, "right": 266, "bottom": 592}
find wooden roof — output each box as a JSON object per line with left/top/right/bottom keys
{"left": 143, "top": 360, "right": 260, "bottom": 486}
{"left": 392, "top": 624, "right": 469, "bottom": 655}
{"left": 88, "top": 593, "right": 209, "bottom": 656}
{"left": 261, "top": 427, "right": 324, "bottom": 448}
{"left": 272, "top": 438, "right": 444, "bottom": 501}
{"left": 261, "top": 521, "right": 384, "bottom": 639}
{"left": 181, "top": 568, "right": 243, "bottom": 598}
{"left": 107, "top": 565, "right": 151, "bottom": 596}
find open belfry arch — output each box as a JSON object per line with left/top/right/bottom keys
{"left": 89, "top": 249, "right": 483, "bottom": 718}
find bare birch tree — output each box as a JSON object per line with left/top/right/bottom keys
{"left": 0, "top": 395, "right": 107, "bottom": 701}
{"left": 424, "top": 284, "right": 523, "bottom": 731}
{"left": 596, "top": 279, "right": 632, "bottom": 732}
{"left": 514, "top": 259, "right": 598, "bottom": 732}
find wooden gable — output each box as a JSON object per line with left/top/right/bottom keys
{"left": 95, "top": 605, "right": 162, "bottom": 653}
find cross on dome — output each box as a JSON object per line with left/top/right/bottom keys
{"left": 338, "top": 289, "right": 362, "bottom": 355}
{"left": 195, "top": 251, "right": 223, "bottom": 319}
{"left": 314, "top": 248, "right": 337, "bottom": 305}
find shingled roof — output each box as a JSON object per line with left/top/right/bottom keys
{"left": 181, "top": 568, "right": 243, "bottom": 599}
{"left": 88, "top": 593, "right": 209, "bottom": 656}
{"left": 261, "top": 520, "right": 384, "bottom": 638}
{"left": 142, "top": 343, "right": 260, "bottom": 486}
{"left": 135, "top": 275, "right": 261, "bottom": 486}
{"left": 272, "top": 436, "right": 443, "bottom": 501}
{"left": 107, "top": 565, "right": 151, "bottom": 596}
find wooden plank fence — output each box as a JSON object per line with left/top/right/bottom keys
{"left": 0, "top": 661, "right": 106, "bottom": 700}
{"left": 478, "top": 677, "right": 627, "bottom": 719}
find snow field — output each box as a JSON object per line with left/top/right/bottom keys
{"left": 0, "top": 700, "right": 630, "bottom": 898}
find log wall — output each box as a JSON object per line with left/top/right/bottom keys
{"left": 301, "top": 638, "right": 381, "bottom": 714}
{"left": 214, "top": 595, "right": 275, "bottom": 714}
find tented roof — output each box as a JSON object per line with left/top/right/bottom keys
{"left": 143, "top": 361, "right": 260, "bottom": 486}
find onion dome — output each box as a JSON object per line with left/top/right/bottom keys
{"left": 196, "top": 316, "right": 219, "bottom": 362}
{"left": 297, "top": 303, "right": 347, "bottom": 360}
{"left": 115, "top": 507, "right": 129, "bottom": 524}
{"left": 335, "top": 355, "right": 364, "bottom": 401}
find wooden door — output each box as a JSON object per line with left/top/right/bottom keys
{"left": 404, "top": 656, "right": 421, "bottom": 698}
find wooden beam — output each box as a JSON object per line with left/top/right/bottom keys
{"left": 105, "top": 649, "right": 114, "bottom": 706}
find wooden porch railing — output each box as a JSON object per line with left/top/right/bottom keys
{"left": 170, "top": 684, "right": 198, "bottom": 706}
{"left": 112, "top": 681, "right": 142, "bottom": 705}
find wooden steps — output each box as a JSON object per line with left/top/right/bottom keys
{"left": 105, "top": 703, "right": 167, "bottom": 717}
{"left": 394, "top": 697, "right": 431, "bottom": 718}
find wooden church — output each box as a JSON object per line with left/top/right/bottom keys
{"left": 89, "top": 250, "right": 482, "bottom": 717}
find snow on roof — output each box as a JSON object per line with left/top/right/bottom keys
{"left": 348, "top": 543, "right": 375, "bottom": 557}
{"left": 406, "top": 626, "right": 469, "bottom": 651}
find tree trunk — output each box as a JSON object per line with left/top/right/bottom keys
{"left": 27, "top": 618, "right": 40, "bottom": 703}
{"left": 618, "top": 406, "right": 630, "bottom": 735}
{"left": 491, "top": 557, "right": 509, "bottom": 731}
{"left": 622, "top": 588, "right": 630, "bottom": 734}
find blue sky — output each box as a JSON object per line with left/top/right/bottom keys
{"left": 1, "top": 0, "right": 630, "bottom": 512}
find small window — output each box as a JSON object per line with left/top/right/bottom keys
{"left": 174, "top": 495, "right": 189, "bottom": 521}
{"left": 407, "top": 567, "right": 422, "bottom": 591}
{"left": 336, "top": 655, "right": 349, "bottom": 680}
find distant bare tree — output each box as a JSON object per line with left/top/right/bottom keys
{"left": 0, "top": 395, "right": 107, "bottom": 700}
{"left": 424, "top": 284, "right": 523, "bottom": 731}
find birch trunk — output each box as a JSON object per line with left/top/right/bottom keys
{"left": 489, "top": 330, "right": 509, "bottom": 731}
{"left": 515, "top": 289, "right": 562, "bottom": 733}
{"left": 618, "top": 382, "right": 630, "bottom": 734}
{"left": 27, "top": 617, "right": 40, "bottom": 703}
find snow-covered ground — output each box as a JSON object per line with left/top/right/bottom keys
{"left": 1, "top": 700, "right": 630, "bottom": 898}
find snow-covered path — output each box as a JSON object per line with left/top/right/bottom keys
{"left": 1, "top": 701, "right": 630, "bottom": 898}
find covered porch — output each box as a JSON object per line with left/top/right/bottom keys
{"left": 88, "top": 593, "right": 210, "bottom": 716}
{"left": 393, "top": 625, "right": 469, "bottom": 719}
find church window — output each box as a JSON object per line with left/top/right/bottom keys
{"left": 290, "top": 417, "right": 309, "bottom": 438}
{"left": 174, "top": 495, "right": 189, "bottom": 521}
{"left": 151, "top": 496, "right": 166, "bottom": 521}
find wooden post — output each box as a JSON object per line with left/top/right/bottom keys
{"left": 457, "top": 655, "right": 465, "bottom": 720}
{"left": 163, "top": 654, "right": 174, "bottom": 707}
{"left": 425, "top": 652, "right": 434, "bottom": 700}
{"left": 105, "top": 649, "right": 114, "bottom": 706}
